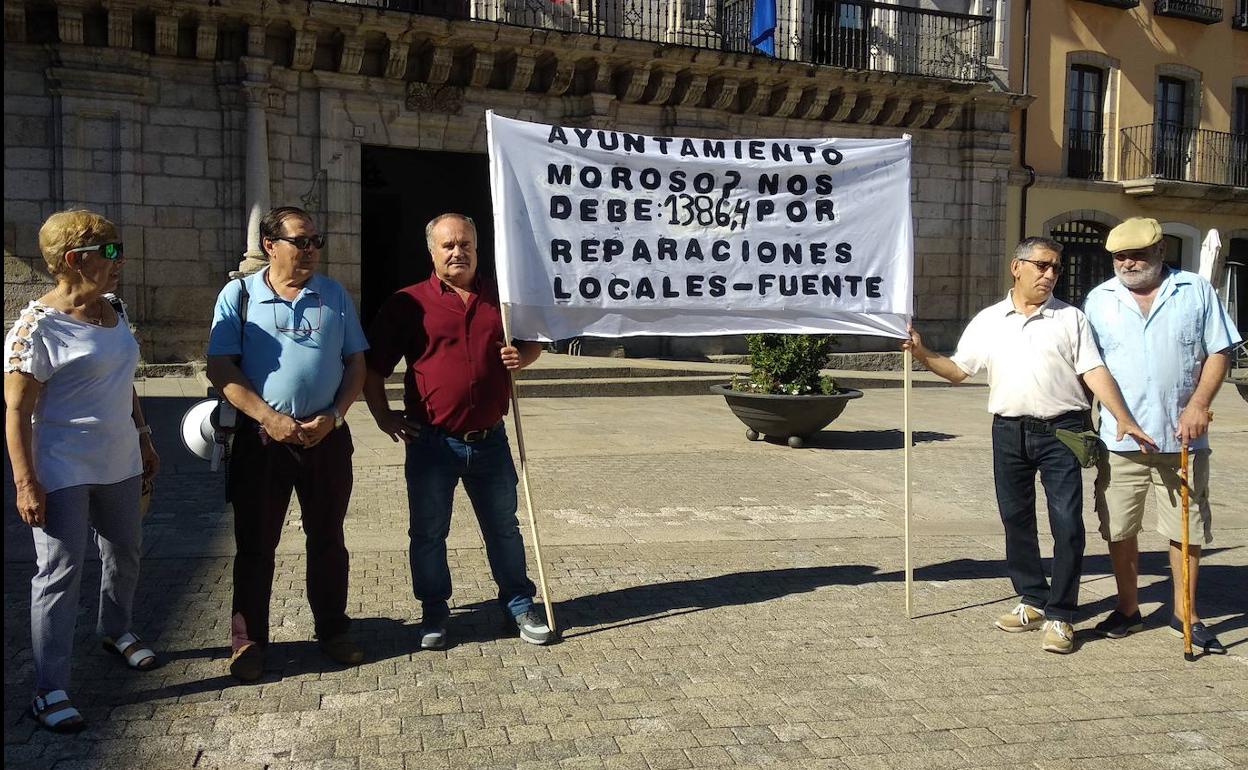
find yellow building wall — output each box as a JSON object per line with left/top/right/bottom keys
{"left": 1027, "top": 188, "right": 1248, "bottom": 234}
{"left": 1000, "top": 0, "right": 1247, "bottom": 301}
{"left": 1009, "top": 0, "right": 1248, "bottom": 178}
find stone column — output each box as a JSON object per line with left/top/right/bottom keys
{"left": 956, "top": 107, "right": 1013, "bottom": 333}
{"left": 236, "top": 60, "right": 271, "bottom": 276}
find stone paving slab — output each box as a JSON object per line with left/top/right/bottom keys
{"left": 4, "top": 382, "right": 1246, "bottom": 770}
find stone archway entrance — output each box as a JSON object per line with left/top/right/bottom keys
{"left": 359, "top": 146, "right": 494, "bottom": 327}
{"left": 1049, "top": 219, "right": 1112, "bottom": 307}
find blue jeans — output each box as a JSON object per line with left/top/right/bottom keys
{"left": 404, "top": 423, "right": 536, "bottom": 620}
{"left": 991, "top": 412, "right": 1087, "bottom": 623}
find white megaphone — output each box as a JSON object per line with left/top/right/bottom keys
{"left": 180, "top": 398, "right": 237, "bottom": 471}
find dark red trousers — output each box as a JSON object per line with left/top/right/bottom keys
{"left": 227, "top": 424, "right": 353, "bottom": 651}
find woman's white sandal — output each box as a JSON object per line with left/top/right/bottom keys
{"left": 102, "top": 631, "right": 157, "bottom": 670}
{"left": 30, "top": 690, "right": 86, "bottom": 733}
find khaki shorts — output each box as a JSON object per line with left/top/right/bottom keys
{"left": 1093, "top": 450, "right": 1212, "bottom": 545}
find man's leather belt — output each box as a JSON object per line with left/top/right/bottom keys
{"left": 994, "top": 411, "right": 1087, "bottom": 435}
{"left": 445, "top": 421, "right": 502, "bottom": 443}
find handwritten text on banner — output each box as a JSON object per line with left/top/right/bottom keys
{"left": 487, "top": 112, "right": 913, "bottom": 340}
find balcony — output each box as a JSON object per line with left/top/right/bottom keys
{"left": 1234, "top": 0, "right": 1247, "bottom": 28}
{"left": 1120, "top": 124, "right": 1248, "bottom": 188}
{"left": 328, "top": 0, "right": 994, "bottom": 81}
{"left": 1153, "top": 0, "right": 1223, "bottom": 23}
{"left": 1076, "top": 0, "right": 1140, "bottom": 8}
{"left": 1067, "top": 128, "right": 1105, "bottom": 180}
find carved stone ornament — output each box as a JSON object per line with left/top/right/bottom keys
{"left": 154, "top": 14, "right": 177, "bottom": 55}
{"left": 405, "top": 82, "right": 464, "bottom": 114}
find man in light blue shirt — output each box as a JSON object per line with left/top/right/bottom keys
{"left": 207, "top": 206, "right": 369, "bottom": 681}
{"left": 1083, "top": 217, "right": 1241, "bottom": 654}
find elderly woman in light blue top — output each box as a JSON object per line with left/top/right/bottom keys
{"left": 1084, "top": 216, "right": 1242, "bottom": 654}
{"left": 4, "top": 210, "right": 161, "bottom": 733}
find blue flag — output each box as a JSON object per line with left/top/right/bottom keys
{"left": 749, "top": 0, "right": 776, "bottom": 56}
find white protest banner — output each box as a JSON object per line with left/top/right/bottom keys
{"left": 487, "top": 111, "right": 913, "bottom": 341}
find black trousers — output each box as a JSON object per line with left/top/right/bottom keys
{"left": 227, "top": 424, "right": 353, "bottom": 650}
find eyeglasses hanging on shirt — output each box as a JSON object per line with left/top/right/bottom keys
{"left": 273, "top": 295, "right": 323, "bottom": 335}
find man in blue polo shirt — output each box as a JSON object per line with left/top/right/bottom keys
{"left": 1084, "top": 217, "right": 1241, "bottom": 654}
{"left": 206, "top": 206, "right": 369, "bottom": 681}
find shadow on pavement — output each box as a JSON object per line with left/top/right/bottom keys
{"left": 4, "top": 393, "right": 232, "bottom": 712}
{"left": 555, "top": 564, "right": 885, "bottom": 638}
{"left": 907, "top": 548, "right": 1243, "bottom": 628}
{"left": 18, "top": 549, "right": 1242, "bottom": 709}
{"left": 551, "top": 551, "right": 1243, "bottom": 638}
{"left": 120, "top": 616, "right": 420, "bottom": 704}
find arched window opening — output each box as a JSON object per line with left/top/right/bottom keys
{"left": 1049, "top": 220, "right": 1113, "bottom": 307}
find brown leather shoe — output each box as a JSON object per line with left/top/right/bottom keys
{"left": 228, "top": 643, "right": 264, "bottom": 682}
{"left": 319, "top": 633, "right": 364, "bottom": 666}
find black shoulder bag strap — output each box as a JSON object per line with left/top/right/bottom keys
{"left": 106, "top": 295, "right": 126, "bottom": 319}
{"left": 222, "top": 277, "right": 250, "bottom": 496}
{"left": 237, "top": 277, "right": 249, "bottom": 343}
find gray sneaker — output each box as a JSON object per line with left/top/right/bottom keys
{"left": 995, "top": 602, "right": 1045, "bottom": 633}
{"left": 417, "top": 616, "right": 447, "bottom": 651}
{"left": 514, "top": 608, "right": 553, "bottom": 645}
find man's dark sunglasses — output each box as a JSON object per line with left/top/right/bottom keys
{"left": 270, "top": 234, "right": 327, "bottom": 251}
{"left": 66, "top": 242, "right": 124, "bottom": 260}
{"left": 1017, "top": 257, "right": 1062, "bottom": 275}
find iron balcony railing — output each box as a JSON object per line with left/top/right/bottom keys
{"left": 1066, "top": 128, "right": 1105, "bottom": 180}
{"left": 329, "top": 0, "right": 992, "bottom": 81}
{"left": 1154, "top": 0, "right": 1223, "bottom": 23}
{"left": 1234, "top": 0, "right": 1247, "bottom": 28}
{"left": 1121, "top": 124, "right": 1248, "bottom": 187}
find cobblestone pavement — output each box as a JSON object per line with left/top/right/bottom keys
{"left": 4, "top": 379, "right": 1247, "bottom": 770}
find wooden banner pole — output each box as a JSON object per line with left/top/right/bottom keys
{"left": 904, "top": 348, "right": 913, "bottom": 618}
{"left": 501, "top": 304, "right": 558, "bottom": 635}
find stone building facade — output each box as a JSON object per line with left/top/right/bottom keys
{"left": 4, "top": 0, "right": 1021, "bottom": 361}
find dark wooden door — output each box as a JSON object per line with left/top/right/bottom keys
{"left": 1050, "top": 220, "right": 1112, "bottom": 308}
{"left": 360, "top": 146, "right": 493, "bottom": 328}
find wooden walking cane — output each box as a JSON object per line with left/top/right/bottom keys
{"left": 1180, "top": 444, "right": 1193, "bottom": 662}
{"left": 500, "top": 304, "right": 559, "bottom": 636}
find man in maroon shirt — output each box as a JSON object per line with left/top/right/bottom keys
{"left": 363, "top": 212, "right": 551, "bottom": 648}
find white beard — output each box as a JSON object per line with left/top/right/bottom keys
{"left": 1115, "top": 259, "right": 1163, "bottom": 290}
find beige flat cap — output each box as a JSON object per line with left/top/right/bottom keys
{"left": 1105, "top": 217, "right": 1162, "bottom": 253}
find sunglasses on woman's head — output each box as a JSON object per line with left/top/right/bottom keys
{"left": 66, "top": 242, "right": 124, "bottom": 260}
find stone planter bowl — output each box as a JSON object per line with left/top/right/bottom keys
{"left": 711, "top": 384, "right": 864, "bottom": 448}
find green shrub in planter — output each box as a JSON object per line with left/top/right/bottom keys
{"left": 731, "top": 333, "right": 838, "bottom": 395}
